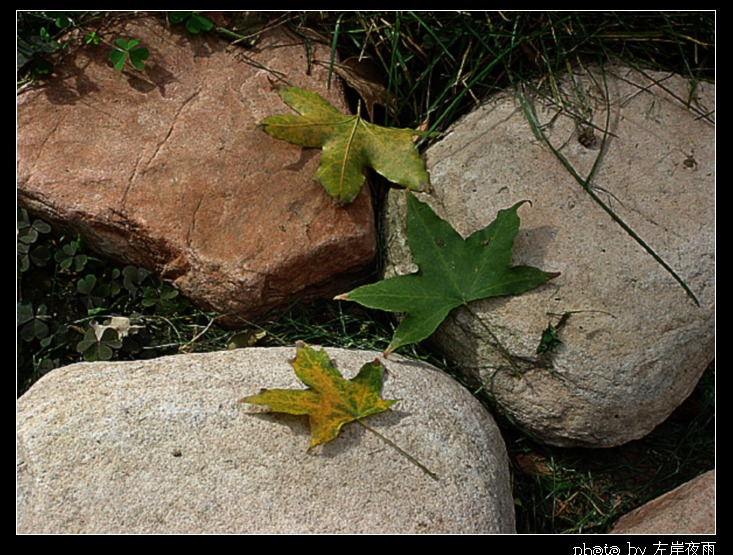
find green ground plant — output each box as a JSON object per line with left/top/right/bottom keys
{"left": 168, "top": 11, "right": 214, "bottom": 34}
{"left": 17, "top": 11, "right": 70, "bottom": 79}
{"left": 109, "top": 37, "right": 149, "bottom": 71}
{"left": 16, "top": 11, "right": 714, "bottom": 534}
{"left": 16, "top": 208, "right": 226, "bottom": 394}
{"left": 16, "top": 11, "right": 107, "bottom": 83}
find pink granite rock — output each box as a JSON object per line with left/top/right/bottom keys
{"left": 17, "top": 13, "right": 376, "bottom": 324}
{"left": 611, "top": 470, "right": 715, "bottom": 534}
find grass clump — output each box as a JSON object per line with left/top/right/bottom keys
{"left": 288, "top": 12, "right": 713, "bottom": 134}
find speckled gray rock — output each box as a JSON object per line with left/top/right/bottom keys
{"left": 383, "top": 63, "right": 714, "bottom": 447}
{"left": 16, "top": 347, "right": 516, "bottom": 534}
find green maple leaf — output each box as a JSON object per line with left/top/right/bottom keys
{"left": 259, "top": 86, "right": 432, "bottom": 205}
{"left": 240, "top": 341, "right": 398, "bottom": 449}
{"left": 337, "top": 193, "right": 559, "bottom": 356}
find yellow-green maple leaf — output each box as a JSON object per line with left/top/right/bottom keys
{"left": 240, "top": 342, "right": 398, "bottom": 449}
{"left": 259, "top": 86, "right": 431, "bottom": 205}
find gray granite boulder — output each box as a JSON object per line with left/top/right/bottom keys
{"left": 16, "top": 346, "right": 516, "bottom": 534}
{"left": 383, "top": 62, "right": 714, "bottom": 447}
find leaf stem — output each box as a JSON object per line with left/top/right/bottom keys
{"left": 356, "top": 419, "right": 439, "bottom": 481}
{"left": 463, "top": 301, "right": 523, "bottom": 379}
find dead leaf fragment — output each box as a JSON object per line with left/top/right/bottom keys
{"left": 516, "top": 453, "right": 553, "bottom": 477}
{"left": 316, "top": 57, "right": 397, "bottom": 121}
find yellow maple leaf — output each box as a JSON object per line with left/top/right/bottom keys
{"left": 240, "top": 341, "right": 399, "bottom": 449}
{"left": 258, "top": 86, "right": 432, "bottom": 205}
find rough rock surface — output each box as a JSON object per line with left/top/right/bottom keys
{"left": 17, "top": 13, "right": 376, "bottom": 325}
{"left": 16, "top": 346, "right": 516, "bottom": 534}
{"left": 383, "top": 63, "right": 714, "bottom": 447}
{"left": 610, "top": 470, "right": 715, "bottom": 534}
